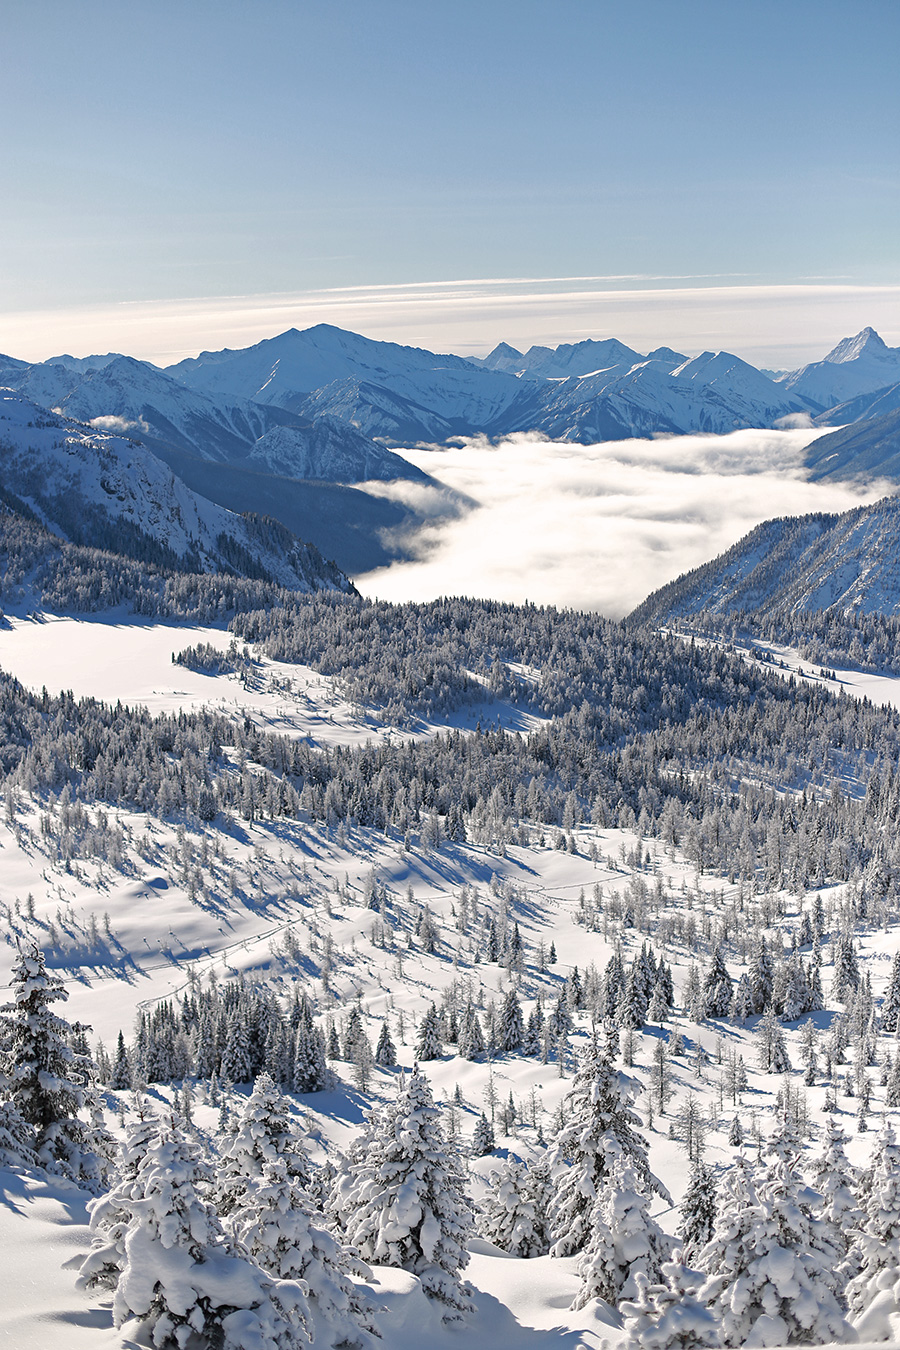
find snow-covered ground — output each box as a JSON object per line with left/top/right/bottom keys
{"left": 0, "top": 614, "right": 546, "bottom": 745}
{"left": 1, "top": 614, "right": 899, "bottom": 1348}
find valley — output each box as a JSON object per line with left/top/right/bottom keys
{"left": 2, "top": 319, "right": 900, "bottom": 1350}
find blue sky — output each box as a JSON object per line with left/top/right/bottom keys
{"left": 2, "top": 0, "right": 898, "bottom": 364}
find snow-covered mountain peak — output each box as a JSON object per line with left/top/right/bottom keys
{"left": 824, "top": 326, "right": 890, "bottom": 364}
{"left": 42, "top": 352, "right": 123, "bottom": 374}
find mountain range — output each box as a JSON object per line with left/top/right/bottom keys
{"left": 1, "top": 321, "right": 899, "bottom": 578}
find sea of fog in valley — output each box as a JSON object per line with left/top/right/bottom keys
{"left": 356, "top": 427, "right": 889, "bottom": 615}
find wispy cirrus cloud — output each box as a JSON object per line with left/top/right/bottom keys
{"left": 355, "top": 429, "right": 893, "bottom": 618}
{"left": 3, "top": 277, "right": 899, "bottom": 369}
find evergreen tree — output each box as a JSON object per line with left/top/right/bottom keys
{"left": 221, "top": 1008, "right": 253, "bottom": 1084}
{"left": 807, "top": 1118, "right": 862, "bottom": 1256}
{"left": 550, "top": 1038, "right": 667, "bottom": 1258}
{"left": 478, "top": 1158, "right": 551, "bottom": 1258}
{"left": 699, "top": 1143, "right": 848, "bottom": 1346}
{"left": 883, "top": 952, "right": 900, "bottom": 1033}
{"left": 471, "top": 1112, "right": 495, "bottom": 1156}
{"left": 748, "top": 940, "right": 774, "bottom": 1014}
{"left": 0, "top": 943, "right": 110, "bottom": 1187}
{"left": 339, "top": 1069, "right": 474, "bottom": 1319}
{"left": 232, "top": 1158, "right": 382, "bottom": 1350}
{"left": 78, "top": 1121, "right": 310, "bottom": 1349}
{"left": 572, "top": 1157, "right": 672, "bottom": 1309}
{"left": 701, "top": 947, "right": 733, "bottom": 1020}
{"left": 499, "top": 989, "right": 524, "bottom": 1053}
{"left": 293, "top": 1021, "right": 329, "bottom": 1093}
{"left": 845, "top": 1125, "right": 900, "bottom": 1333}
{"left": 831, "top": 930, "right": 861, "bottom": 1003}
{"left": 731, "top": 974, "right": 754, "bottom": 1026}
{"left": 110, "top": 1031, "right": 132, "bottom": 1091}
{"left": 678, "top": 1159, "right": 717, "bottom": 1266}
{"left": 523, "top": 1001, "right": 544, "bottom": 1056}
{"left": 620, "top": 1261, "right": 720, "bottom": 1350}
{"left": 755, "top": 1008, "right": 791, "bottom": 1073}
{"left": 374, "top": 1020, "right": 397, "bottom": 1068}
{"left": 415, "top": 1004, "right": 444, "bottom": 1061}
{"left": 217, "top": 1072, "right": 308, "bottom": 1215}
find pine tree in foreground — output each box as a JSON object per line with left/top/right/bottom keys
{"left": 478, "top": 1158, "right": 551, "bottom": 1258}
{"left": 845, "top": 1124, "right": 900, "bottom": 1336}
{"left": 78, "top": 1120, "right": 311, "bottom": 1349}
{"left": 807, "top": 1117, "right": 862, "bottom": 1256}
{"left": 550, "top": 1037, "right": 667, "bottom": 1258}
{"left": 699, "top": 1142, "right": 848, "bottom": 1346}
{"left": 572, "top": 1157, "right": 672, "bottom": 1310}
{"left": 678, "top": 1159, "right": 717, "bottom": 1267}
{"left": 0, "top": 943, "right": 112, "bottom": 1189}
{"left": 339, "top": 1068, "right": 474, "bottom": 1319}
{"left": 620, "top": 1260, "right": 720, "bottom": 1350}
{"left": 216, "top": 1071, "right": 309, "bottom": 1216}
{"left": 231, "top": 1158, "right": 382, "bottom": 1349}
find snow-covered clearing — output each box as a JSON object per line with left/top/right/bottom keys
{"left": 0, "top": 614, "right": 546, "bottom": 745}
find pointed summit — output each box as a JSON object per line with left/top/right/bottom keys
{"left": 825, "top": 327, "right": 889, "bottom": 364}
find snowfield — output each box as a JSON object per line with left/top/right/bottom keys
{"left": 2, "top": 614, "right": 900, "bottom": 1348}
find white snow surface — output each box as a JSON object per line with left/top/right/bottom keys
{"left": 4, "top": 614, "right": 900, "bottom": 1347}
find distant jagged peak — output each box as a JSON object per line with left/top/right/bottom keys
{"left": 824, "top": 327, "right": 892, "bottom": 364}
{"left": 42, "top": 352, "right": 122, "bottom": 374}
{"left": 484, "top": 341, "right": 524, "bottom": 361}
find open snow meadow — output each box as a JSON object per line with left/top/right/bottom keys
{"left": 5, "top": 601, "right": 900, "bottom": 1349}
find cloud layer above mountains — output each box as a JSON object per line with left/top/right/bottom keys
{"left": 6, "top": 279, "right": 900, "bottom": 369}
{"left": 356, "top": 429, "right": 890, "bottom": 617}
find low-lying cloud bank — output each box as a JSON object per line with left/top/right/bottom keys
{"left": 355, "top": 429, "right": 892, "bottom": 618}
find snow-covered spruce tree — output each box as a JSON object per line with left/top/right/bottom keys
{"left": 478, "top": 1158, "right": 551, "bottom": 1257}
{"left": 232, "top": 1157, "right": 382, "bottom": 1350}
{"left": 845, "top": 1124, "right": 900, "bottom": 1334}
{"left": 216, "top": 1071, "right": 309, "bottom": 1216}
{"left": 0, "top": 1098, "right": 37, "bottom": 1168}
{"left": 499, "top": 988, "right": 524, "bottom": 1052}
{"left": 701, "top": 947, "right": 733, "bottom": 1020}
{"left": 699, "top": 1141, "right": 848, "bottom": 1346}
{"left": 807, "top": 1117, "right": 862, "bottom": 1255}
{"left": 550, "top": 1036, "right": 668, "bottom": 1258}
{"left": 678, "top": 1159, "right": 717, "bottom": 1267}
{"left": 755, "top": 1008, "right": 791, "bottom": 1073}
{"left": 414, "top": 1003, "right": 444, "bottom": 1061}
{"left": 293, "top": 1020, "right": 330, "bottom": 1093}
{"left": 77, "top": 1110, "right": 164, "bottom": 1295}
{"left": 374, "top": 1020, "right": 396, "bottom": 1068}
{"left": 831, "top": 929, "right": 861, "bottom": 1004}
{"left": 620, "top": 1260, "right": 720, "bottom": 1350}
{"left": 471, "top": 1111, "right": 495, "bottom": 1156}
{"left": 339, "top": 1067, "right": 473, "bottom": 1319}
{"left": 747, "top": 939, "right": 774, "bottom": 1014}
{"left": 0, "top": 943, "right": 111, "bottom": 1188}
{"left": 883, "top": 951, "right": 900, "bottom": 1033}
{"left": 572, "top": 1157, "right": 672, "bottom": 1310}
{"left": 78, "top": 1120, "right": 311, "bottom": 1349}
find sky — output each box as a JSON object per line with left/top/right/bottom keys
{"left": 354, "top": 430, "right": 888, "bottom": 615}
{"left": 1, "top": 0, "right": 898, "bottom": 366}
